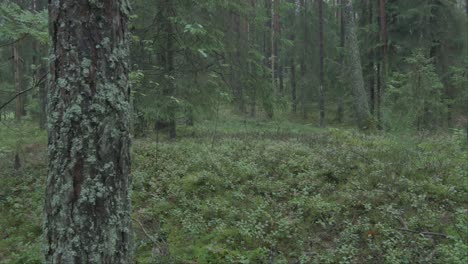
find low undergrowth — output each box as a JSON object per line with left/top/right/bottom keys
{"left": 0, "top": 122, "right": 467, "bottom": 263}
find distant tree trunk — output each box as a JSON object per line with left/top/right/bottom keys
{"left": 300, "top": 0, "right": 308, "bottom": 119}
{"left": 45, "top": 1, "right": 132, "bottom": 263}
{"left": 336, "top": 0, "right": 345, "bottom": 123}
{"left": 279, "top": 65, "right": 284, "bottom": 97}
{"left": 378, "top": 0, "right": 387, "bottom": 128}
{"left": 12, "top": 42, "right": 22, "bottom": 121}
{"left": 368, "top": 0, "right": 376, "bottom": 116}
{"left": 343, "top": 0, "right": 372, "bottom": 128}
{"left": 234, "top": 11, "right": 246, "bottom": 113}
{"left": 32, "top": 0, "right": 47, "bottom": 129}
{"left": 39, "top": 67, "right": 47, "bottom": 129}
{"left": 291, "top": 57, "right": 297, "bottom": 113}
{"left": 271, "top": 0, "right": 277, "bottom": 96}
{"left": 264, "top": 0, "right": 274, "bottom": 118}
{"left": 249, "top": 0, "right": 257, "bottom": 117}
{"left": 276, "top": 0, "right": 283, "bottom": 98}
{"left": 290, "top": 0, "right": 297, "bottom": 113}
{"left": 465, "top": 0, "right": 468, "bottom": 141}
{"left": 155, "top": 0, "right": 177, "bottom": 139}
{"left": 318, "top": 0, "right": 325, "bottom": 127}
{"left": 166, "top": 0, "right": 176, "bottom": 139}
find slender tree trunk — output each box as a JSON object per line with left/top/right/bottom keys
{"left": 367, "top": 0, "right": 375, "bottom": 115}
{"left": 465, "top": 0, "right": 468, "bottom": 141}
{"left": 167, "top": 1, "right": 176, "bottom": 140}
{"left": 248, "top": 0, "right": 257, "bottom": 117}
{"left": 279, "top": 65, "right": 284, "bottom": 97}
{"left": 337, "top": 0, "right": 345, "bottom": 123}
{"left": 39, "top": 65, "right": 47, "bottom": 129}
{"left": 301, "top": 0, "right": 308, "bottom": 119}
{"left": 291, "top": 58, "right": 297, "bottom": 113}
{"left": 32, "top": 0, "right": 47, "bottom": 129}
{"left": 45, "top": 1, "right": 132, "bottom": 263}
{"left": 264, "top": 0, "right": 274, "bottom": 118}
{"left": 271, "top": 0, "right": 277, "bottom": 96}
{"left": 290, "top": 0, "right": 297, "bottom": 113}
{"left": 13, "top": 42, "right": 22, "bottom": 121}
{"left": 378, "top": 0, "right": 387, "bottom": 128}
{"left": 276, "top": 0, "right": 283, "bottom": 98}
{"left": 343, "top": 0, "right": 372, "bottom": 128}
{"left": 318, "top": 0, "right": 325, "bottom": 127}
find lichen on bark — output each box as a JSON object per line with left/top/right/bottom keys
{"left": 343, "top": 0, "right": 373, "bottom": 129}
{"left": 44, "top": 1, "right": 132, "bottom": 263}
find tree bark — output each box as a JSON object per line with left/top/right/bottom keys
{"left": 271, "top": 0, "right": 277, "bottom": 96}
{"left": 300, "top": 0, "right": 308, "bottom": 119}
{"left": 378, "top": 0, "right": 387, "bottom": 128}
{"left": 45, "top": 1, "right": 132, "bottom": 263}
{"left": 249, "top": 0, "right": 257, "bottom": 117}
{"left": 337, "top": 0, "right": 345, "bottom": 123}
{"left": 343, "top": 0, "right": 372, "bottom": 128}
{"left": 13, "top": 42, "right": 22, "bottom": 121}
{"left": 368, "top": 0, "right": 375, "bottom": 116}
{"left": 318, "top": 0, "right": 325, "bottom": 127}
{"left": 291, "top": 58, "right": 297, "bottom": 113}
{"left": 166, "top": 0, "right": 176, "bottom": 139}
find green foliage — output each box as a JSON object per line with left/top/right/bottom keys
{"left": 386, "top": 50, "right": 446, "bottom": 131}
{"left": 1, "top": 121, "right": 467, "bottom": 263}
{"left": 0, "top": 124, "right": 46, "bottom": 263}
{"left": 132, "top": 123, "right": 466, "bottom": 263}
{"left": 0, "top": 1, "right": 48, "bottom": 44}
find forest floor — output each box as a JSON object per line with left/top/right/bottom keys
{"left": 0, "top": 119, "right": 467, "bottom": 263}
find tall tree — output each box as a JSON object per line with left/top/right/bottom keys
{"left": 343, "top": 0, "right": 372, "bottom": 128}
{"left": 12, "top": 41, "right": 22, "bottom": 121}
{"left": 300, "top": 0, "right": 308, "bottom": 118}
{"left": 45, "top": 1, "right": 132, "bottom": 262}
{"left": 378, "top": 0, "right": 387, "bottom": 127}
{"left": 318, "top": 0, "right": 325, "bottom": 126}
{"left": 337, "top": 0, "right": 345, "bottom": 123}
{"left": 271, "top": 0, "right": 277, "bottom": 96}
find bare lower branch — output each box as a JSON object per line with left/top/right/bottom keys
{"left": 0, "top": 71, "right": 48, "bottom": 112}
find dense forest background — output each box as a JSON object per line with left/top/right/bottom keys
{"left": 0, "top": 0, "right": 467, "bottom": 263}
{"left": 1, "top": 0, "right": 467, "bottom": 132}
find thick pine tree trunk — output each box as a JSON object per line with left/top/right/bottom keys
{"left": 343, "top": 0, "right": 372, "bottom": 128}
{"left": 45, "top": 1, "right": 132, "bottom": 263}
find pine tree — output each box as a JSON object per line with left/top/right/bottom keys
{"left": 45, "top": 1, "right": 132, "bottom": 262}
{"left": 318, "top": 0, "right": 325, "bottom": 127}
{"left": 343, "top": 0, "right": 372, "bottom": 128}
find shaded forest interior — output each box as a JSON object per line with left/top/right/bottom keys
{"left": 0, "top": 0, "right": 467, "bottom": 263}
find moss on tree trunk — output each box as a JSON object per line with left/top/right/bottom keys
{"left": 44, "top": 1, "right": 132, "bottom": 263}
{"left": 343, "top": 0, "right": 373, "bottom": 129}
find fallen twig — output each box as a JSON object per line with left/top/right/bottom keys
{"left": 397, "top": 228, "right": 449, "bottom": 238}
{"left": 132, "top": 217, "right": 159, "bottom": 245}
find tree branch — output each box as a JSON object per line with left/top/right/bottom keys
{"left": 0, "top": 71, "right": 48, "bottom": 112}
{"left": 0, "top": 35, "right": 27, "bottom": 48}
